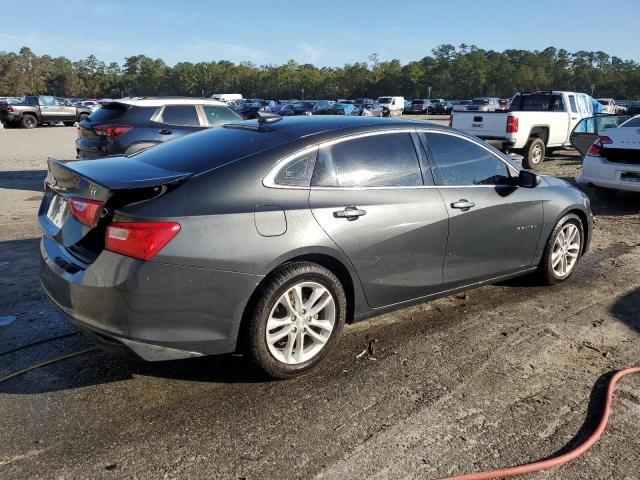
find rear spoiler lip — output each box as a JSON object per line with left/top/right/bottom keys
{"left": 46, "top": 157, "right": 192, "bottom": 194}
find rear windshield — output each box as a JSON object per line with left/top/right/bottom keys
{"left": 378, "top": 97, "right": 392, "bottom": 103}
{"left": 509, "top": 94, "right": 558, "bottom": 111}
{"left": 472, "top": 98, "right": 490, "bottom": 105}
{"left": 88, "top": 103, "right": 128, "bottom": 122}
{"left": 622, "top": 117, "right": 640, "bottom": 127}
{"left": 133, "top": 125, "right": 292, "bottom": 173}
{"left": 411, "top": 100, "right": 426, "bottom": 104}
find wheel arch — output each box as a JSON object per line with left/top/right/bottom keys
{"left": 528, "top": 125, "right": 550, "bottom": 146}
{"left": 566, "top": 208, "right": 590, "bottom": 255}
{"left": 234, "top": 250, "right": 361, "bottom": 354}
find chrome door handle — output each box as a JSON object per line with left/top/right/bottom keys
{"left": 451, "top": 200, "right": 476, "bottom": 210}
{"left": 333, "top": 206, "right": 367, "bottom": 221}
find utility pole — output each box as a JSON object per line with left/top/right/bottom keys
{"left": 591, "top": 83, "right": 595, "bottom": 96}
{"left": 301, "top": 87, "right": 305, "bottom": 100}
{"left": 428, "top": 86, "right": 432, "bottom": 101}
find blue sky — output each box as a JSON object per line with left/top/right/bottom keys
{"left": 1, "top": 0, "right": 639, "bottom": 66}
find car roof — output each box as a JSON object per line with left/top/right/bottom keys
{"left": 100, "top": 97, "right": 227, "bottom": 107}
{"left": 224, "top": 115, "right": 445, "bottom": 140}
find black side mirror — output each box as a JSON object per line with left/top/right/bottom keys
{"left": 519, "top": 169, "right": 541, "bottom": 188}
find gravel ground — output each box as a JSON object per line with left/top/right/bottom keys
{"left": 0, "top": 122, "right": 639, "bottom": 480}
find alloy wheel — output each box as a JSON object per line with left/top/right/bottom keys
{"left": 266, "top": 281, "right": 336, "bottom": 365}
{"left": 551, "top": 223, "right": 581, "bottom": 277}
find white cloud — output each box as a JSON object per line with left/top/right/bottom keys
{"left": 179, "top": 38, "right": 268, "bottom": 64}
{"left": 297, "top": 42, "right": 324, "bottom": 64}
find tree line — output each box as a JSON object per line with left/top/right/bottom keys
{"left": 1, "top": 45, "right": 639, "bottom": 100}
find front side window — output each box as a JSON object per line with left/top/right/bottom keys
{"left": 201, "top": 105, "right": 241, "bottom": 126}
{"left": 40, "top": 96, "right": 56, "bottom": 106}
{"left": 161, "top": 105, "right": 200, "bottom": 126}
{"left": 312, "top": 132, "right": 422, "bottom": 188}
{"left": 421, "top": 132, "right": 511, "bottom": 186}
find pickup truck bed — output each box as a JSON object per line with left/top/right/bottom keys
{"left": 451, "top": 91, "right": 593, "bottom": 169}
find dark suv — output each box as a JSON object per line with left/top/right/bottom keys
{"left": 75, "top": 98, "right": 242, "bottom": 159}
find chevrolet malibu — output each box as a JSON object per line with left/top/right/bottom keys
{"left": 39, "top": 115, "right": 592, "bottom": 378}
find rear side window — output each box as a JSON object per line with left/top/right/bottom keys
{"left": 161, "top": 105, "right": 200, "bottom": 126}
{"left": 275, "top": 151, "right": 316, "bottom": 187}
{"left": 568, "top": 95, "right": 578, "bottom": 113}
{"left": 202, "top": 105, "right": 241, "bottom": 126}
{"left": 312, "top": 133, "right": 422, "bottom": 187}
{"left": 88, "top": 103, "right": 129, "bottom": 122}
{"left": 421, "top": 132, "right": 511, "bottom": 186}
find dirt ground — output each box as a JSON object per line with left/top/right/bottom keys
{"left": 0, "top": 121, "right": 639, "bottom": 480}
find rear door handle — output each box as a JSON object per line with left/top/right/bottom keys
{"left": 158, "top": 129, "right": 172, "bottom": 135}
{"left": 333, "top": 206, "right": 367, "bottom": 221}
{"left": 451, "top": 200, "right": 476, "bottom": 210}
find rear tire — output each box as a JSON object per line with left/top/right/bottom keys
{"left": 522, "top": 137, "right": 545, "bottom": 170}
{"left": 21, "top": 114, "right": 37, "bottom": 129}
{"left": 539, "top": 213, "right": 584, "bottom": 285}
{"left": 246, "top": 262, "right": 347, "bottom": 379}
{"left": 78, "top": 114, "right": 89, "bottom": 122}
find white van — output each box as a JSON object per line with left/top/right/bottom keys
{"left": 377, "top": 96, "right": 405, "bottom": 116}
{"left": 210, "top": 93, "right": 243, "bottom": 103}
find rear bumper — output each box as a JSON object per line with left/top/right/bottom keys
{"left": 40, "top": 236, "right": 263, "bottom": 361}
{"left": 576, "top": 156, "right": 640, "bottom": 192}
{"left": 75, "top": 137, "right": 111, "bottom": 159}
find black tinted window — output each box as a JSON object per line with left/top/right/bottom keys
{"left": 88, "top": 103, "right": 128, "bottom": 123}
{"left": 312, "top": 133, "right": 422, "bottom": 187}
{"left": 275, "top": 152, "right": 315, "bottom": 187}
{"left": 421, "top": 133, "right": 511, "bottom": 186}
{"left": 161, "top": 105, "right": 200, "bottom": 126}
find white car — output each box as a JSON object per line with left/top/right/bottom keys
{"left": 376, "top": 96, "right": 404, "bottom": 116}
{"left": 597, "top": 98, "right": 617, "bottom": 114}
{"left": 575, "top": 115, "right": 640, "bottom": 192}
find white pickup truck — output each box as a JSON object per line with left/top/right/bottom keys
{"left": 451, "top": 91, "right": 594, "bottom": 169}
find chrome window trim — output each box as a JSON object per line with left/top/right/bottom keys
{"left": 263, "top": 128, "right": 520, "bottom": 190}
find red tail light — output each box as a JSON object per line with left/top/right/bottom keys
{"left": 599, "top": 135, "right": 613, "bottom": 144}
{"left": 69, "top": 198, "right": 105, "bottom": 227}
{"left": 105, "top": 222, "right": 181, "bottom": 261}
{"left": 6, "top": 105, "right": 14, "bottom": 113}
{"left": 93, "top": 124, "right": 133, "bottom": 137}
{"left": 506, "top": 115, "right": 519, "bottom": 133}
{"left": 587, "top": 142, "right": 603, "bottom": 157}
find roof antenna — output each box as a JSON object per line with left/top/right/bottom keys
{"left": 256, "top": 110, "right": 282, "bottom": 130}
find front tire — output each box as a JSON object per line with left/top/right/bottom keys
{"left": 246, "top": 262, "right": 346, "bottom": 379}
{"left": 539, "top": 214, "right": 584, "bottom": 285}
{"left": 522, "top": 137, "right": 545, "bottom": 170}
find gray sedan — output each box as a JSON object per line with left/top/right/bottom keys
{"left": 39, "top": 115, "right": 592, "bottom": 378}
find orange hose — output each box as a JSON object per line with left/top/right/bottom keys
{"left": 438, "top": 366, "right": 640, "bottom": 480}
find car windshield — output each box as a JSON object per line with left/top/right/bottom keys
{"left": 472, "top": 98, "right": 490, "bottom": 105}
{"left": 378, "top": 97, "right": 392, "bottom": 104}
{"left": 597, "top": 99, "right": 610, "bottom": 105}
{"left": 411, "top": 100, "right": 425, "bottom": 105}
{"left": 294, "top": 102, "right": 315, "bottom": 109}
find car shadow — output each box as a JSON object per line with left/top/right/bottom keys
{"left": 0, "top": 348, "right": 268, "bottom": 395}
{"left": 609, "top": 287, "right": 640, "bottom": 334}
{"left": 555, "top": 175, "right": 640, "bottom": 217}
{"left": 0, "top": 169, "right": 47, "bottom": 192}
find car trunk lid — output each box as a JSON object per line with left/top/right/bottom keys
{"left": 39, "top": 157, "right": 190, "bottom": 262}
